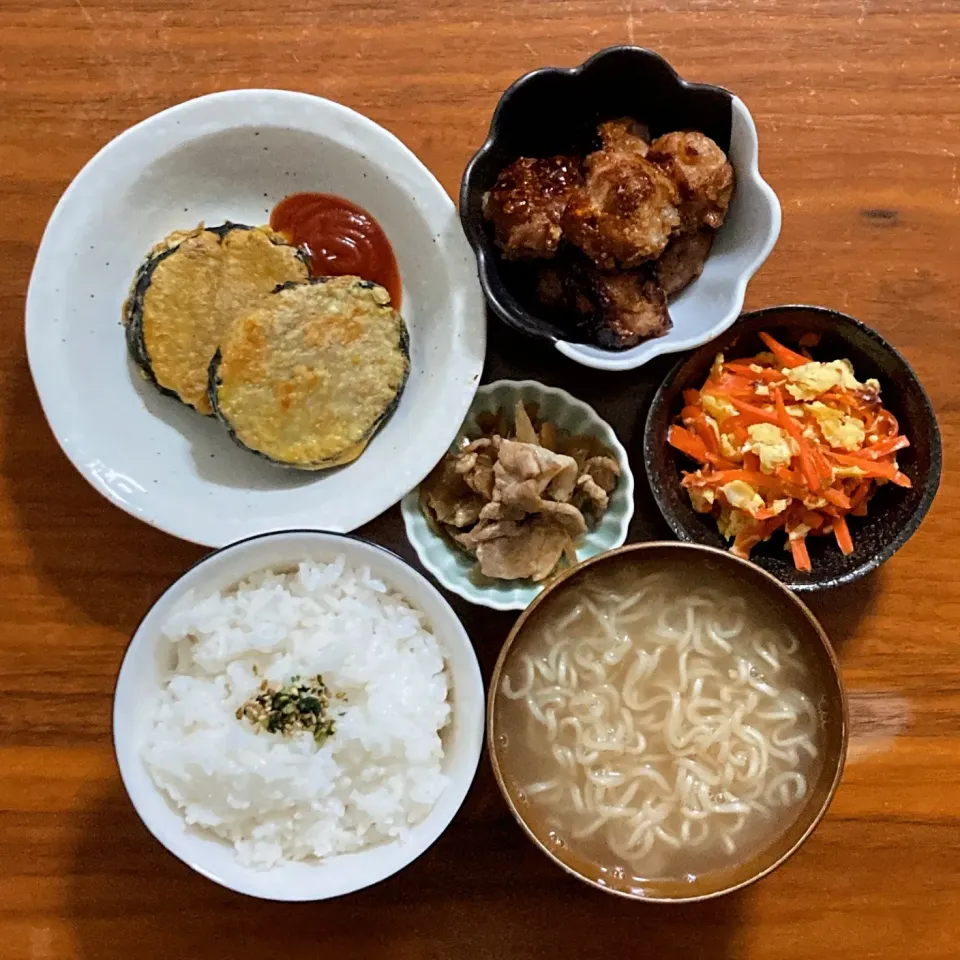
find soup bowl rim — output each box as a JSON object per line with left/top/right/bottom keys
{"left": 486, "top": 539, "right": 849, "bottom": 903}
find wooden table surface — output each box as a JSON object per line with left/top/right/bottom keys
{"left": 2, "top": 1, "right": 958, "bottom": 957}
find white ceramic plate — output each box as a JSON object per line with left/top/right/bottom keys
{"left": 402, "top": 380, "right": 635, "bottom": 611}
{"left": 26, "top": 90, "right": 486, "bottom": 546}
{"left": 113, "top": 530, "right": 485, "bottom": 901}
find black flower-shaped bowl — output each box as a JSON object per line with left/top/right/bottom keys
{"left": 459, "top": 46, "right": 781, "bottom": 372}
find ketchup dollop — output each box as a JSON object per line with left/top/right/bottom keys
{"left": 270, "top": 193, "right": 401, "bottom": 308}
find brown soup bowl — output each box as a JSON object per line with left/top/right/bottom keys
{"left": 487, "top": 541, "right": 848, "bottom": 902}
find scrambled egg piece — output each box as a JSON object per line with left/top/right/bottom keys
{"left": 807, "top": 402, "right": 866, "bottom": 451}
{"left": 785, "top": 359, "right": 862, "bottom": 401}
{"left": 701, "top": 391, "right": 737, "bottom": 423}
{"left": 743, "top": 423, "right": 797, "bottom": 474}
{"left": 719, "top": 479, "right": 764, "bottom": 515}
{"left": 719, "top": 434, "right": 743, "bottom": 461}
{"left": 687, "top": 486, "right": 716, "bottom": 513}
{"left": 717, "top": 506, "right": 757, "bottom": 540}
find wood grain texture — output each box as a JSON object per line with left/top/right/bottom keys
{"left": 1, "top": 0, "right": 959, "bottom": 957}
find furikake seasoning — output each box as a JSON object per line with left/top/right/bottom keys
{"left": 237, "top": 675, "right": 342, "bottom": 745}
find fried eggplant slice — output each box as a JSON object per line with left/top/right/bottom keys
{"left": 124, "top": 223, "right": 309, "bottom": 414}
{"left": 209, "top": 276, "right": 409, "bottom": 470}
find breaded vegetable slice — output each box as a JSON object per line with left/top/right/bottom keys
{"left": 209, "top": 276, "right": 409, "bottom": 469}
{"left": 124, "top": 223, "right": 309, "bottom": 414}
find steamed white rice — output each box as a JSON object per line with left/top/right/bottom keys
{"left": 142, "top": 556, "right": 451, "bottom": 868}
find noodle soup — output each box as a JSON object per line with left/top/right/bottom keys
{"left": 492, "top": 549, "right": 844, "bottom": 894}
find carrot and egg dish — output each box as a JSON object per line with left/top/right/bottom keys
{"left": 668, "top": 332, "right": 912, "bottom": 571}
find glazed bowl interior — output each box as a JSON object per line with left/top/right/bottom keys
{"left": 488, "top": 542, "right": 848, "bottom": 902}
{"left": 644, "top": 305, "right": 942, "bottom": 590}
{"left": 460, "top": 45, "right": 780, "bottom": 371}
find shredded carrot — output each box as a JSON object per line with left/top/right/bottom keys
{"left": 667, "top": 332, "right": 911, "bottom": 571}
{"left": 774, "top": 388, "right": 821, "bottom": 493}
{"left": 667, "top": 425, "right": 708, "bottom": 463}
{"left": 872, "top": 409, "right": 900, "bottom": 437}
{"left": 801, "top": 510, "right": 826, "bottom": 529}
{"left": 725, "top": 363, "right": 786, "bottom": 383}
{"left": 683, "top": 469, "right": 776, "bottom": 489}
{"left": 790, "top": 536, "right": 812, "bottom": 572}
{"left": 690, "top": 414, "right": 720, "bottom": 455}
{"left": 775, "top": 466, "right": 805, "bottom": 487}
{"left": 732, "top": 515, "right": 785, "bottom": 557}
{"left": 831, "top": 453, "right": 913, "bottom": 487}
{"left": 849, "top": 481, "right": 871, "bottom": 510}
{"left": 862, "top": 435, "right": 910, "bottom": 459}
{"left": 810, "top": 443, "right": 834, "bottom": 481}
{"left": 833, "top": 515, "right": 854, "bottom": 555}
{"left": 822, "top": 487, "right": 852, "bottom": 510}
{"left": 729, "top": 397, "right": 781, "bottom": 426}
{"left": 759, "top": 332, "right": 810, "bottom": 368}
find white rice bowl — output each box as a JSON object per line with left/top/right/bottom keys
{"left": 142, "top": 557, "right": 452, "bottom": 869}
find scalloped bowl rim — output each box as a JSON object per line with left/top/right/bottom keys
{"left": 402, "top": 379, "right": 635, "bottom": 611}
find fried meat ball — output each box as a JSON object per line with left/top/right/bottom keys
{"left": 648, "top": 131, "right": 734, "bottom": 231}
{"left": 537, "top": 256, "right": 671, "bottom": 349}
{"left": 561, "top": 136, "right": 681, "bottom": 270}
{"left": 483, "top": 156, "right": 582, "bottom": 260}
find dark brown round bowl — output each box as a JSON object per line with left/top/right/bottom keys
{"left": 488, "top": 541, "right": 848, "bottom": 902}
{"left": 643, "top": 305, "right": 942, "bottom": 591}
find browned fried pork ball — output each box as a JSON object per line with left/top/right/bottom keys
{"left": 483, "top": 156, "right": 583, "bottom": 260}
{"left": 561, "top": 140, "right": 681, "bottom": 270}
{"left": 656, "top": 228, "right": 715, "bottom": 296}
{"left": 597, "top": 117, "right": 651, "bottom": 156}
{"left": 537, "top": 257, "right": 671, "bottom": 349}
{"left": 648, "top": 131, "right": 734, "bottom": 232}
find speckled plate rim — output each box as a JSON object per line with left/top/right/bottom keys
{"left": 401, "top": 379, "right": 635, "bottom": 611}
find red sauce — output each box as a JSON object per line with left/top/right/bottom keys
{"left": 270, "top": 193, "right": 401, "bottom": 308}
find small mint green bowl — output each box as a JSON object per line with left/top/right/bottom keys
{"left": 400, "top": 379, "right": 635, "bottom": 611}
